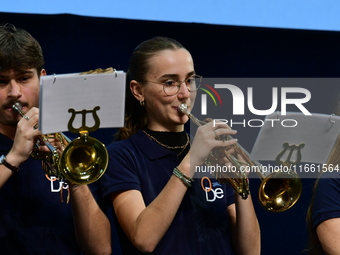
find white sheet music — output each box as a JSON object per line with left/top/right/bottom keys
{"left": 250, "top": 112, "right": 340, "bottom": 164}
{"left": 39, "top": 71, "right": 126, "bottom": 134}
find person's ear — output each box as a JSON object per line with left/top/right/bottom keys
{"left": 130, "top": 80, "right": 144, "bottom": 102}
{"left": 40, "top": 69, "right": 47, "bottom": 76}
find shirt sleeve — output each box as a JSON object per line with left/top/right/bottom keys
{"left": 100, "top": 140, "right": 141, "bottom": 201}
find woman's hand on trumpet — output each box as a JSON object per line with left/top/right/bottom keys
{"left": 190, "top": 120, "right": 239, "bottom": 168}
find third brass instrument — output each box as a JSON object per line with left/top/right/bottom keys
{"left": 12, "top": 102, "right": 108, "bottom": 185}
{"left": 178, "top": 103, "right": 302, "bottom": 212}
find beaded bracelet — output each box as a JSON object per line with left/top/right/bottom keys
{"left": 173, "top": 167, "right": 194, "bottom": 187}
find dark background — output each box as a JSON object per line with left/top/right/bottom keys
{"left": 2, "top": 12, "right": 340, "bottom": 255}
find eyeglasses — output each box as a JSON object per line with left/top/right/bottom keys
{"left": 143, "top": 75, "right": 202, "bottom": 96}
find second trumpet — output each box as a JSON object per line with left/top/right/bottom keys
{"left": 12, "top": 102, "right": 108, "bottom": 185}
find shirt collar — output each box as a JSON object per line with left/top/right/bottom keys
{"left": 131, "top": 129, "right": 174, "bottom": 160}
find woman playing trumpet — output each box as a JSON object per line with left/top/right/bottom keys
{"left": 100, "top": 36, "right": 260, "bottom": 254}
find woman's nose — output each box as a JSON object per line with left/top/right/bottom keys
{"left": 177, "top": 82, "right": 190, "bottom": 98}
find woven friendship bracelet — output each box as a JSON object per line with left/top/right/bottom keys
{"left": 173, "top": 167, "right": 194, "bottom": 187}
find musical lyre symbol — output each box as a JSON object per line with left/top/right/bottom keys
{"left": 275, "top": 142, "right": 305, "bottom": 166}
{"left": 67, "top": 106, "right": 101, "bottom": 133}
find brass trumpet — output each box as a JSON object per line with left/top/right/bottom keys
{"left": 12, "top": 102, "right": 108, "bottom": 185}
{"left": 178, "top": 103, "right": 302, "bottom": 212}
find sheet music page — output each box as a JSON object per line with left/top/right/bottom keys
{"left": 39, "top": 71, "right": 126, "bottom": 134}
{"left": 250, "top": 112, "right": 340, "bottom": 164}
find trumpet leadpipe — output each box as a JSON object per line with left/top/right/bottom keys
{"left": 178, "top": 104, "right": 202, "bottom": 127}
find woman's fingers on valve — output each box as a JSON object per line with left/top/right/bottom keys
{"left": 213, "top": 127, "right": 237, "bottom": 138}
{"left": 213, "top": 128, "right": 238, "bottom": 147}
{"left": 205, "top": 120, "right": 237, "bottom": 137}
{"left": 195, "top": 123, "right": 238, "bottom": 148}
{"left": 210, "top": 119, "right": 232, "bottom": 129}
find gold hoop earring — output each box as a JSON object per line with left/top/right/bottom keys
{"left": 140, "top": 100, "right": 145, "bottom": 107}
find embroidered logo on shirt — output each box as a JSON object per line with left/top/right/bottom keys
{"left": 45, "top": 175, "right": 69, "bottom": 192}
{"left": 45, "top": 175, "right": 70, "bottom": 203}
{"left": 201, "top": 176, "right": 224, "bottom": 202}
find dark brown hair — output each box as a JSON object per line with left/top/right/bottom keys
{"left": 0, "top": 23, "right": 44, "bottom": 74}
{"left": 117, "top": 36, "right": 185, "bottom": 140}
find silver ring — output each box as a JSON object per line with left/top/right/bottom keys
{"left": 23, "top": 115, "right": 30, "bottom": 121}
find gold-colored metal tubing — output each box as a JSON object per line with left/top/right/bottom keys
{"left": 178, "top": 103, "right": 302, "bottom": 212}
{"left": 12, "top": 102, "right": 108, "bottom": 185}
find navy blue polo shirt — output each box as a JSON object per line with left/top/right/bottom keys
{"left": 312, "top": 171, "right": 340, "bottom": 230}
{"left": 0, "top": 133, "right": 100, "bottom": 255}
{"left": 101, "top": 129, "right": 236, "bottom": 255}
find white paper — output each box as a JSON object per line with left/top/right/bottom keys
{"left": 250, "top": 112, "right": 340, "bottom": 164}
{"left": 39, "top": 71, "right": 126, "bottom": 134}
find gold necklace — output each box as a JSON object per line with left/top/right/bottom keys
{"left": 142, "top": 130, "right": 190, "bottom": 155}
{"left": 177, "top": 142, "right": 189, "bottom": 157}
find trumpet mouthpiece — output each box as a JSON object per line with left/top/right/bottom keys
{"left": 12, "top": 102, "right": 22, "bottom": 110}
{"left": 12, "top": 102, "right": 24, "bottom": 116}
{"left": 178, "top": 104, "right": 188, "bottom": 114}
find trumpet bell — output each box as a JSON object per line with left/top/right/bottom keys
{"left": 258, "top": 171, "right": 302, "bottom": 212}
{"left": 60, "top": 132, "right": 108, "bottom": 185}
